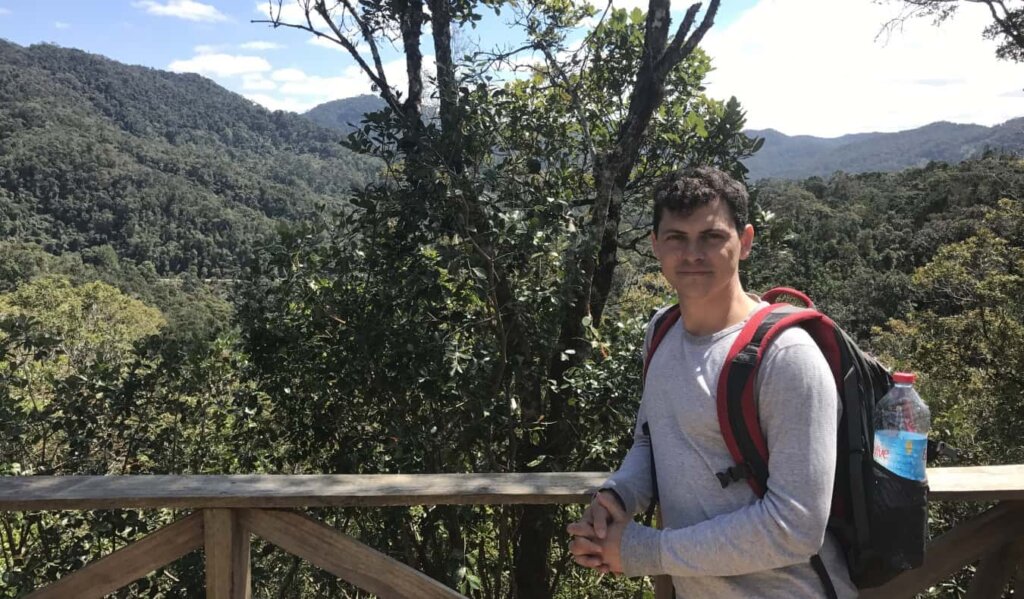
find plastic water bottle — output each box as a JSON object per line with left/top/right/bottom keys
{"left": 873, "top": 372, "right": 930, "bottom": 481}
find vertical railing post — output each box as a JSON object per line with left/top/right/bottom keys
{"left": 204, "top": 509, "right": 252, "bottom": 599}
{"left": 965, "top": 536, "right": 1024, "bottom": 599}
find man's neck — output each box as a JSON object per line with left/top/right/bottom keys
{"left": 677, "top": 282, "right": 759, "bottom": 337}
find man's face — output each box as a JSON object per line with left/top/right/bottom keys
{"left": 651, "top": 198, "right": 754, "bottom": 303}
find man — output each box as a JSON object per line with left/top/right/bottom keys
{"left": 567, "top": 167, "right": 856, "bottom": 598}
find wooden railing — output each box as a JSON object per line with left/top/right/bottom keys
{"left": 0, "top": 466, "right": 1022, "bottom": 598}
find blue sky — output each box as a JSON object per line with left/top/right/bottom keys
{"left": 0, "top": 0, "right": 1020, "bottom": 136}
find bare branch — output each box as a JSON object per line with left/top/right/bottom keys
{"left": 252, "top": 2, "right": 402, "bottom": 113}
{"left": 658, "top": 0, "right": 720, "bottom": 77}
{"left": 324, "top": 0, "right": 391, "bottom": 96}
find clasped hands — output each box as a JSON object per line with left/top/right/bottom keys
{"left": 566, "top": 490, "right": 629, "bottom": 575}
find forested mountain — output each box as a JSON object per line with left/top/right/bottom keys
{"left": 304, "top": 94, "right": 386, "bottom": 133}
{"left": 305, "top": 95, "right": 1024, "bottom": 182}
{"left": 745, "top": 118, "right": 1024, "bottom": 180}
{"left": 0, "top": 39, "right": 379, "bottom": 278}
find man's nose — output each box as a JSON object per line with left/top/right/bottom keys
{"left": 679, "top": 240, "right": 705, "bottom": 261}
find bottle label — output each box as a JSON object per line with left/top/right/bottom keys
{"left": 873, "top": 430, "right": 927, "bottom": 480}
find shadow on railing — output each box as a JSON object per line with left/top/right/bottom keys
{"left": 0, "top": 467, "right": 1022, "bottom": 598}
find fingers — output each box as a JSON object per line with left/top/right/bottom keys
{"left": 573, "top": 553, "right": 605, "bottom": 569}
{"left": 568, "top": 534, "right": 603, "bottom": 558}
{"left": 569, "top": 534, "right": 605, "bottom": 570}
{"left": 595, "top": 490, "right": 627, "bottom": 522}
{"left": 592, "top": 499, "right": 609, "bottom": 539}
{"left": 566, "top": 520, "right": 597, "bottom": 538}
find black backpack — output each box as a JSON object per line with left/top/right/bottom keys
{"left": 642, "top": 287, "right": 927, "bottom": 595}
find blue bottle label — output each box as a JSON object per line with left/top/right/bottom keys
{"left": 873, "top": 430, "right": 927, "bottom": 480}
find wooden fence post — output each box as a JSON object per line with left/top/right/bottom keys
{"left": 204, "top": 509, "right": 251, "bottom": 599}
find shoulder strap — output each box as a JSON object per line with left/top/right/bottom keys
{"left": 643, "top": 305, "right": 680, "bottom": 385}
{"left": 716, "top": 304, "right": 836, "bottom": 497}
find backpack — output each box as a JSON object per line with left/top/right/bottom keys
{"left": 642, "top": 287, "right": 927, "bottom": 595}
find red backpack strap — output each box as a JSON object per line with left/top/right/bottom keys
{"left": 716, "top": 303, "right": 842, "bottom": 497}
{"left": 643, "top": 305, "right": 680, "bottom": 385}
{"left": 762, "top": 287, "right": 815, "bottom": 309}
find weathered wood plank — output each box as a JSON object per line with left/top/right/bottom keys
{"left": 25, "top": 512, "right": 203, "bottom": 599}
{"left": 964, "top": 537, "right": 1024, "bottom": 599}
{"left": 0, "top": 473, "right": 607, "bottom": 510}
{"left": 929, "top": 465, "right": 1024, "bottom": 502}
{"left": 204, "top": 509, "right": 251, "bottom": 599}
{"left": 2, "top": 466, "right": 1022, "bottom": 511}
{"left": 239, "top": 508, "right": 466, "bottom": 599}
{"left": 860, "top": 501, "right": 1024, "bottom": 599}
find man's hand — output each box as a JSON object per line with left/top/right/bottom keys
{"left": 591, "top": 490, "right": 628, "bottom": 574}
{"left": 567, "top": 490, "right": 629, "bottom": 574}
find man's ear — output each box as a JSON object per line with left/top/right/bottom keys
{"left": 650, "top": 230, "right": 659, "bottom": 258}
{"left": 739, "top": 224, "right": 754, "bottom": 260}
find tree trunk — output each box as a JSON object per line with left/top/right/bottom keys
{"left": 513, "top": 505, "right": 556, "bottom": 598}
{"left": 511, "top": 3, "right": 720, "bottom": 597}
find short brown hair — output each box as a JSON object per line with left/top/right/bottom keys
{"left": 652, "top": 166, "right": 749, "bottom": 234}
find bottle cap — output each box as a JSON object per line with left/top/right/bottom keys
{"left": 893, "top": 372, "right": 916, "bottom": 384}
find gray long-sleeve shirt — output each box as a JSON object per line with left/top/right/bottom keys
{"left": 602, "top": 303, "right": 858, "bottom": 598}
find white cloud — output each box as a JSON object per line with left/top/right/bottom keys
{"left": 134, "top": 0, "right": 228, "bottom": 22}
{"left": 701, "top": 0, "right": 1024, "bottom": 136}
{"left": 54, "top": 21, "right": 70, "bottom": 29}
{"left": 271, "top": 67, "right": 307, "bottom": 82}
{"left": 242, "top": 73, "right": 278, "bottom": 90}
{"left": 194, "top": 44, "right": 222, "bottom": 54}
{"left": 244, "top": 93, "right": 314, "bottom": 113}
{"left": 168, "top": 54, "right": 272, "bottom": 77}
{"left": 240, "top": 41, "right": 284, "bottom": 50}
{"left": 243, "top": 57, "right": 434, "bottom": 113}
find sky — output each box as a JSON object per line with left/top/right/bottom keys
{"left": 0, "top": 0, "right": 1020, "bottom": 137}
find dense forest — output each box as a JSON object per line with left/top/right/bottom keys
{"left": 0, "top": 39, "right": 378, "bottom": 279}
{"left": 1, "top": 2, "right": 1023, "bottom": 597}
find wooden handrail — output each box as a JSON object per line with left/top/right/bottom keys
{"left": 2, "top": 465, "right": 1023, "bottom": 511}
{"left": 0, "top": 472, "right": 606, "bottom": 510}
{"left": 3, "top": 466, "right": 1024, "bottom": 599}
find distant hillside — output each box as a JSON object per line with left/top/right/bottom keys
{"left": 304, "top": 95, "right": 441, "bottom": 133}
{"left": 0, "top": 39, "right": 380, "bottom": 277}
{"left": 744, "top": 119, "right": 1024, "bottom": 180}
{"left": 304, "top": 94, "right": 385, "bottom": 133}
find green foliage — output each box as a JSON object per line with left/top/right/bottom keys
{"left": 0, "top": 39, "right": 380, "bottom": 278}
{"left": 869, "top": 199, "right": 1024, "bottom": 598}
{"left": 231, "top": 7, "right": 760, "bottom": 594}
{"left": 744, "top": 155, "right": 1024, "bottom": 341}
{"left": 874, "top": 199, "right": 1024, "bottom": 467}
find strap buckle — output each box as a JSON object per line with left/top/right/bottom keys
{"left": 715, "top": 463, "right": 752, "bottom": 488}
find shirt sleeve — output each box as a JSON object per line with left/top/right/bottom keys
{"left": 598, "top": 308, "right": 670, "bottom": 515}
{"left": 600, "top": 411, "right": 655, "bottom": 516}
{"left": 620, "top": 333, "right": 840, "bottom": 577}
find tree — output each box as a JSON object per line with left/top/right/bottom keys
{"left": 882, "top": 0, "right": 1024, "bottom": 62}
{"left": 870, "top": 199, "right": 1024, "bottom": 597}
{"left": 248, "top": 0, "right": 764, "bottom": 596}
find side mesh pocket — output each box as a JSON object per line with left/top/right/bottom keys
{"left": 868, "top": 462, "right": 928, "bottom": 573}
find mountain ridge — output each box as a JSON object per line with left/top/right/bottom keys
{"left": 743, "top": 119, "right": 1022, "bottom": 180}
{"left": 302, "top": 94, "right": 1024, "bottom": 180}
